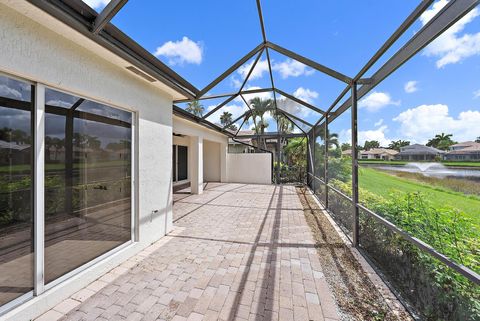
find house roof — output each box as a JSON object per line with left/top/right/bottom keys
{"left": 360, "top": 148, "right": 398, "bottom": 155}
{"left": 447, "top": 143, "right": 480, "bottom": 154}
{"left": 450, "top": 141, "right": 477, "bottom": 148}
{"left": 398, "top": 144, "right": 445, "bottom": 155}
{"left": 0, "top": 140, "right": 31, "bottom": 151}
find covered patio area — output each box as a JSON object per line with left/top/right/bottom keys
{"left": 38, "top": 183, "right": 341, "bottom": 321}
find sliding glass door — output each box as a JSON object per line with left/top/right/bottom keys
{"left": 44, "top": 88, "right": 132, "bottom": 284}
{"left": 0, "top": 75, "right": 34, "bottom": 307}
{"left": 0, "top": 72, "right": 134, "bottom": 313}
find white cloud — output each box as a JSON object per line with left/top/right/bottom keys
{"left": 83, "top": 0, "right": 109, "bottom": 10}
{"left": 237, "top": 59, "right": 270, "bottom": 81}
{"left": 374, "top": 119, "right": 384, "bottom": 127}
{"left": 421, "top": 1, "right": 480, "bottom": 68}
{"left": 154, "top": 37, "right": 203, "bottom": 66}
{"left": 230, "top": 76, "right": 242, "bottom": 89}
{"left": 293, "top": 87, "right": 319, "bottom": 104}
{"left": 0, "top": 84, "right": 22, "bottom": 99}
{"left": 205, "top": 103, "right": 248, "bottom": 125}
{"left": 393, "top": 104, "right": 480, "bottom": 143}
{"left": 239, "top": 86, "right": 273, "bottom": 103}
{"left": 339, "top": 126, "right": 392, "bottom": 147}
{"left": 272, "top": 59, "right": 314, "bottom": 79}
{"left": 474, "top": 89, "right": 480, "bottom": 98}
{"left": 404, "top": 80, "right": 418, "bottom": 93}
{"left": 359, "top": 91, "right": 400, "bottom": 112}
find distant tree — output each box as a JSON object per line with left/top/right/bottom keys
{"left": 284, "top": 138, "right": 307, "bottom": 167}
{"left": 426, "top": 133, "right": 456, "bottom": 150}
{"left": 185, "top": 100, "right": 204, "bottom": 117}
{"left": 341, "top": 143, "right": 351, "bottom": 151}
{"left": 364, "top": 140, "right": 380, "bottom": 150}
{"left": 245, "top": 97, "right": 274, "bottom": 149}
{"left": 220, "top": 111, "right": 237, "bottom": 131}
{"left": 388, "top": 140, "right": 410, "bottom": 151}
{"left": 249, "top": 97, "right": 273, "bottom": 135}
{"left": 476, "top": 136, "right": 480, "bottom": 143}
{"left": 0, "top": 127, "right": 30, "bottom": 144}
{"left": 274, "top": 112, "right": 294, "bottom": 134}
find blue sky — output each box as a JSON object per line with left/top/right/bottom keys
{"left": 84, "top": 0, "right": 480, "bottom": 145}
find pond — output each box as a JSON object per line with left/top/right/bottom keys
{"left": 361, "top": 162, "right": 480, "bottom": 181}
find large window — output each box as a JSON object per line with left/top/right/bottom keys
{"left": 0, "top": 75, "right": 34, "bottom": 306}
{"left": 0, "top": 74, "right": 135, "bottom": 312}
{"left": 44, "top": 88, "right": 132, "bottom": 283}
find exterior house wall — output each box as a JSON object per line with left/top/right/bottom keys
{"left": 203, "top": 140, "right": 221, "bottom": 182}
{"left": 0, "top": 2, "right": 175, "bottom": 320}
{"left": 172, "top": 116, "right": 229, "bottom": 194}
{"left": 226, "top": 153, "right": 272, "bottom": 184}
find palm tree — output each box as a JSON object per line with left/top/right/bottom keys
{"left": 388, "top": 140, "right": 410, "bottom": 151}
{"left": 244, "top": 97, "right": 274, "bottom": 149}
{"left": 274, "top": 112, "right": 294, "bottom": 134}
{"left": 427, "top": 133, "right": 456, "bottom": 150}
{"left": 185, "top": 100, "right": 204, "bottom": 117}
{"left": 249, "top": 97, "right": 273, "bottom": 134}
{"left": 220, "top": 111, "right": 237, "bottom": 131}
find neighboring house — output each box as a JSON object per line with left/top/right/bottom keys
{"left": 46, "top": 145, "right": 65, "bottom": 162}
{"left": 0, "top": 140, "right": 31, "bottom": 165}
{"left": 341, "top": 149, "right": 352, "bottom": 157}
{"left": 395, "top": 144, "right": 445, "bottom": 161}
{"left": 360, "top": 148, "right": 398, "bottom": 161}
{"left": 444, "top": 141, "right": 480, "bottom": 161}
{"left": 228, "top": 130, "right": 255, "bottom": 153}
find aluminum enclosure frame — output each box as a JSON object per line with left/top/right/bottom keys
{"left": 25, "top": 0, "right": 480, "bottom": 289}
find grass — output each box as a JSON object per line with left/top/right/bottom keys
{"left": 358, "top": 160, "right": 480, "bottom": 167}
{"left": 359, "top": 167, "right": 480, "bottom": 224}
{"left": 0, "top": 160, "right": 130, "bottom": 173}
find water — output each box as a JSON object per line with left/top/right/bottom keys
{"left": 365, "top": 162, "right": 480, "bottom": 180}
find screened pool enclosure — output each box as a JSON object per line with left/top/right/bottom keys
{"left": 3, "top": 0, "right": 480, "bottom": 320}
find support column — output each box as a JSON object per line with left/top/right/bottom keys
{"left": 351, "top": 82, "right": 359, "bottom": 247}
{"left": 190, "top": 135, "right": 203, "bottom": 194}
{"left": 220, "top": 142, "right": 228, "bottom": 183}
{"left": 324, "top": 118, "right": 329, "bottom": 208}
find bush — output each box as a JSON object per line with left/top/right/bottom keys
{"left": 330, "top": 180, "right": 480, "bottom": 320}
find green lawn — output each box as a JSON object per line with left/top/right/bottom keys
{"left": 0, "top": 160, "right": 130, "bottom": 173}
{"left": 358, "top": 160, "right": 480, "bottom": 167}
{"left": 359, "top": 167, "right": 480, "bottom": 224}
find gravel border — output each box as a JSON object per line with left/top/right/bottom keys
{"left": 296, "top": 187, "right": 413, "bottom": 321}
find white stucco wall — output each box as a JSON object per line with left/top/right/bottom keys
{"left": 173, "top": 116, "right": 229, "bottom": 192}
{"left": 0, "top": 2, "right": 176, "bottom": 320}
{"left": 226, "top": 153, "right": 272, "bottom": 184}
{"left": 203, "top": 140, "right": 221, "bottom": 182}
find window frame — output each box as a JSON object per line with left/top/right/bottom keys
{"left": 0, "top": 71, "right": 138, "bottom": 314}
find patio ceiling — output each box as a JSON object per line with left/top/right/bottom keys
{"left": 26, "top": 0, "right": 480, "bottom": 138}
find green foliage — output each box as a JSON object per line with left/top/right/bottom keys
{"left": 330, "top": 178, "right": 480, "bottom": 321}
{"left": 341, "top": 143, "right": 351, "bottom": 151}
{"left": 364, "top": 140, "right": 380, "bottom": 150}
{"left": 219, "top": 111, "right": 237, "bottom": 131}
{"left": 388, "top": 139, "right": 410, "bottom": 151}
{"left": 284, "top": 138, "right": 306, "bottom": 167}
{"left": 185, "top": 100, "right": 204, "bottom": 117}
{"left": 426, "top": 132, "right": 457, "bottom": 151}
{"left": 328, "top": 157, "right": 351, "bottom": 182}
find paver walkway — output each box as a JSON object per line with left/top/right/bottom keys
{"left": 49, "top": 183, "right": 340, "bottom": 321}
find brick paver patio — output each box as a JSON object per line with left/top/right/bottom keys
{"left": 41, "top": 183, "right": 340, "bottom": 321}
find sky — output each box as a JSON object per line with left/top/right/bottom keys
{"left": 82, "top": 1, "right": 478, "bottom": 144}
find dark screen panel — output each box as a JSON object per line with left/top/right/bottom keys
{"left": 177, "top": 145, "right": 188, "bottom": 181}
